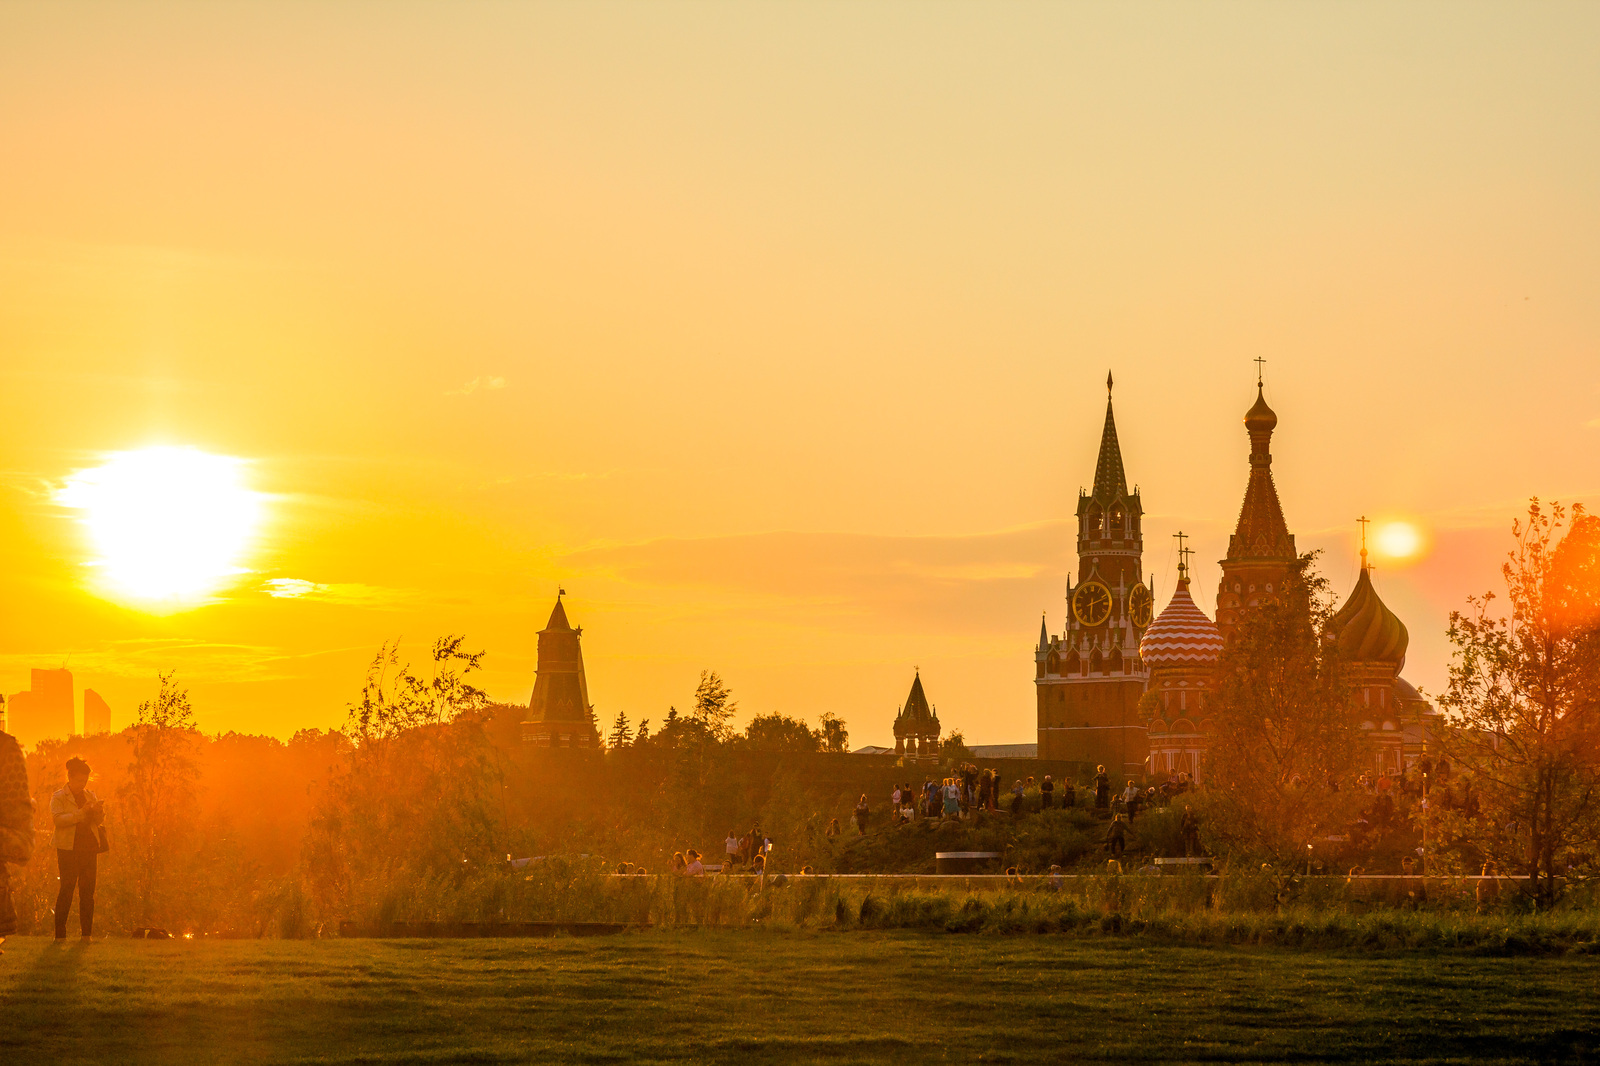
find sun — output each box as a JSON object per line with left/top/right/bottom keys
{"left": 57, "top": 446, "right": 265, "bottom": 609}
{"left": 1373, "top": 520, "right": 1425, "bottom": 563}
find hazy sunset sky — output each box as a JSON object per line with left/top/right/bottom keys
{"left": 2, "top": 3, "right": 1596, "bottom": 746}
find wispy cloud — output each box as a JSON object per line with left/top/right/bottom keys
{"left": 446, "top": 376, "right": 509, "bottom": 396}
{"left": 263, "top": 578, "right": 416, "bottom": 608}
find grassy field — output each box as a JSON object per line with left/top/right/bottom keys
{"left": 2, "top": 932, "right": 1598, "bottom": 1065}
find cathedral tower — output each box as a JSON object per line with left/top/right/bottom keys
{"left": 1035, "top": 373, "right": 1153, "bottom": 774}
{"left": 520, "top": 591, "right": 600, "bottom": 748}
{"left": 1217, "top": 376, "right": 1297, "bottom": 635}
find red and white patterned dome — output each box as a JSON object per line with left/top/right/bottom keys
{"left": 1139, "top": 580, "right": 1224, "bottom": 667}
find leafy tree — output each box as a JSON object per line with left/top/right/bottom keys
{"left": 939, "top": 730, "right": 972, "bottom": 762}
{"left": 120, "top": 671, "right": 200, "bottom": 926}
{"left": 690, "top": 672, "right": 738, "bottom": 740}
{"left": 818, "top": 713, "right": 850, "bottom": 754}
{"left": 1206, "top": 553, "right": 1360, "bottom": 860}
{"left": 306, "top": 637, "right": 501, "bottom": 916}
{"left": 608, "top": 710, "right": 633, "bottom": 749}
{"left": 743, "top": 713, "right": 820, "bottom": 753}
{"left": 1435, "top": 502, "right": 1600, "bottom": 906}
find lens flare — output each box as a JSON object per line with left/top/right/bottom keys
{"left": 1373, "top": 521, "right": 1424, "bottom": 562}
{"left": 57, "top": 447, "right": 264, "bottom": 609}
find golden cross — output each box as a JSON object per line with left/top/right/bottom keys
{"left": 1357, "top": 516, "right": 1370, "bottom": 571}
{"left": 1173, "top": 531, "right": 1193, "bottom": 579}
{"left": 1254, "top": 356, "right": 1266, "bottom": 386}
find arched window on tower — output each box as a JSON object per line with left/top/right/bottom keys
{"left": 1110, "top": 508, "right": 1124, "bottom": 531}
{"left": 1090, "top": 649, "right": 1103, "bottom": 674}
{"left": 1066, "top": 650, "right": 1080, "bottom": 675}
{"left": 1108, "top": 648, "right": 1123, "bottom": 673}
{"left": 1087, "top": 505, "right": 1102, "bottom": 538}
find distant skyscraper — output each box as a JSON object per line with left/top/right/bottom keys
{"left": 8, "top": 668, "right": 75, "bottom": 748}
{"left": 519, "top": 592, "right": 600, "bottom": 748}
{"left": 84, "top": 689, "right": 112, "bottom": 735}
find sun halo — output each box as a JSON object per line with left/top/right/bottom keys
{"left": 57, "top": 446, "right": 265, "bottom": 610}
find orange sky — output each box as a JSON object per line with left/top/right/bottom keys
{"left": 1, "top": 3, "right": 1597, "bottom": 747}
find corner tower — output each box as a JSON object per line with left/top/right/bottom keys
{"left": 1218, "top": 375, "right": 1297, "bottom": 635}
{"left": 1035, "top": 373, "right": 1153, "bottom": 774}
{"left": 520, "top": 591, "right": 600, "bottom": 748}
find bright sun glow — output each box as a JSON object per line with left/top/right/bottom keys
{"left": 1374, "top": 520, "right": 1424, "bottom": 561}
{"left": 57, "top": 447, "right": 264, "bottom": 608}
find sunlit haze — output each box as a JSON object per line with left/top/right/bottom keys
{"left": 1, "top": 4, "right": 1597, "bottom": 743}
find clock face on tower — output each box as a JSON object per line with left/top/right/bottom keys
{"left": 1071, "top": 581, "right": 1112, "bottom": 627}
{"left": 1128, "top": 583, "right": 1154, "bottom": 628}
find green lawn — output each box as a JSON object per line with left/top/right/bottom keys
{"left": 2, "top": 933, "right": 1598, "bottom": 1064}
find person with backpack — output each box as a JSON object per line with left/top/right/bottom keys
{"left": 0, "top": 717, "right": 33, "bottom": 952}
{"left": 50, "top": 756, "right": 105, "bottom": 941}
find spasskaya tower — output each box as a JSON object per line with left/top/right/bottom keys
{"left": 1034, "top": 373, "right": 1153, "bottom": 774}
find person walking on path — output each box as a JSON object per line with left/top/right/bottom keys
{"left": 0, "top": 720, "right": 33, "bottom": 953}
{"left": 51, "top": 757, "right": 104, "bottom": 941}
{"left": 1094, "top": 766, "right": 1111, "bottom": 810}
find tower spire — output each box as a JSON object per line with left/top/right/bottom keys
{"left": 1092, "top": 372, "right": 1128, "bottom": 500}
{"left": 1174, "top": 530, "right": 1192, "bottom": 583}
{"left": 1358, "top": 516, "right": 1371, "bottom": 572}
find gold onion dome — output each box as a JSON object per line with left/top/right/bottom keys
{"left": 1328, "top": 569, "right": 1409, "bottom": 665}
{"left": 1244, "top": 384, "right": 1278, "bottom": 433}
{"left": 1139, "top": 580, "right": 1224, "bottom": 667}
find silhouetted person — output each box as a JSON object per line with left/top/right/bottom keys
{"left": 51, "top": 757, "right": 103, "bottom": 940}
{"left": 1104, "top": 815, "right": 1128, "bottom": 860}
{"left": 1094, "top": 765, "right": 1111, "bottom": 810}
{"left": 1040, "top": 775, "right": 1054, "bottom": 810}
{"left": 1476, "top": 861, "right": 1500, "bottom": 914}
{"left": 0, "top": 719, "right": 33, "bottom": 952}
{"left": 854, "top": 795, "right": 870, "bottom": 835}
{"left": 1180, "top": 806, "right": 1200, "bottom": 857}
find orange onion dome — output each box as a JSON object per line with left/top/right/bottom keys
{"left": 1328, "top": 568, "right": 1409, "bottom": 665}
{"left": 1244, "top": 384, "right": 1278, "bottom": 433}
{"left": 1139, "top": 580, "right": 1224, "bottom": 667}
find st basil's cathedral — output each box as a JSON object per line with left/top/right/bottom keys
{"left": 1035, "top": 373, "right": 1436, "bottom": 780}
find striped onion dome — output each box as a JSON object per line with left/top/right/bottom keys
{"left": 1139, "top": 579, "right": 1224, "bottom": 667}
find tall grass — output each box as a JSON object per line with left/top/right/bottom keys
{"left": 325, "top": 860, "right": 1600, "bottom": 953}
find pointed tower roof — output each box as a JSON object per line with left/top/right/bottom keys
{"left": 1091, "top": 372, "right": 1128, "bottom": 501}
{"left": 895, "top": 671, "right": 939, "bottom": 730}
{"left": 1038, "top": 614, "right": 1050, "bottom": 653}
{"left": 543, "top": 594, "right": 571, "bottom": 632}
{"left": 1139, "top": 578, "right": 1225, "bottom": 667}
{"left": 1227, "top": 384, "right": 1296, "bottom": 562}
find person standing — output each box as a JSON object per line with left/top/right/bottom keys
{"left": 1040, "top": 775, "right": 1054, "bottom": 810}
{"left": 1094, "top": 765, "right": 1111, "bottom": 810}
{"left": 1104, "top": 814, "right": 1128, "bottom": 861}
{"left": 0, "top": 719, "right": 33, "bottom": 952}
{"left": 853, "top": 795, "right": 870, "bottom": 835}
{"left": 1181, "top": 805, "right": 1200, "bottom": 857}
{"left": 724, "top": 829, "right": 741, "bottom": 868}
{"left": 51, "top": 757, "right": 103, "bottom": 941}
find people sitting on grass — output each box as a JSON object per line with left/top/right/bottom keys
{"left": 685, "top": 850, "right": 705, "bottom": 876}
{"left": 824, "top": 817, "right": 841, "bottom": 840}
{"left": 673, "top": 851, "right": 688, "bottom": 875}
